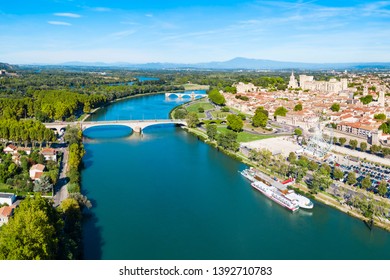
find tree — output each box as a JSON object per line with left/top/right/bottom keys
{"left": 333, "top": 167, "right": 344, "bottom": 180}
{"left": 0, "top": 194, "right": 62, "bottom": 260}
{"left": 252, "top": 110, "right": 268, "bottom": 128}
{"left": 319, "top": 163, "right": 331, "bottom": 176}
{"left": 217, "top": 130, "right": 239, "bottom": 151}
{"left": 378, "top": 180, "right": 388, "bottom": 197}
{"left": 173, "top": 108, "right": 187, "bottom": 119}
{"left": 330, "top": 103, "right": 340, "bottom": 112}
{"left": 339, "top": 137, "right": 347, "bottom": 146}
{"left": 308, "top": 160, "right": 319, "bottom": 171}
{"left": 359, "top": 95, "right": 373, "bottom": 105}
{"left": 186, "top": 112, "right": 199, "bottom": 128}
{"left": 370, "top": 144, "right": 381, "bottom": 154}
{"left": 274, "top": 106, "right": 288, "bottom": 117}
{"left": 361, "top": 176, "right": 371, "bottom": 190}
{"left": 64, "top": 126, "right": 82, "bottom": 145}
{"left": 294, "top": 103, "right": 303, "bottom": 111}
{"left": 206, "top": 124, "right": 217, "bottom": 141}
{"left": 33, "top": 175, "right": 53, "bottom": 193}
{"left": 349, "top": 139, "right": 358, "bottom": 150}
{"left": 208, "top": 89, "right": 226, "bottom": 105}
{"left": 347, "top": 171, "right": 357, "bottom": 185}
{"left": 294, "top": 128, "right": 302, "bottom": 136}
{"left": 374, "top": 113, "right": 386, "bottom": 120}
{"left": 287, "top": 152, "right": 296, "bottom": 163}
{"left": 360, "top": 142, "right": 368, "bottom": 152}
{"left": 226, "top": 114, "right": 243, "bottom": 132}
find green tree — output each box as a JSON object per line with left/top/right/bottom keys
{"left": 370, "top": 144, "right": 381, "bottom": 154}
{"left": 173, "top": 108, "right": 188, "bottom": 119}
{"left": 186, "top": 112, "right": 199, "bottom": 128}
{"left": 361, "top": 176, "right": 371, "bottom": 190}
{"left": 294, "top": 103, "right": 303, "bottom": 111}
{"left": 374, "top": 113, "right": 386, "bottom": 120}
{"left": 226, "top": 114, "right": 243, "bottom": 132}
{"left": 359, "top": 95, "right": 373, "bottom": 105}
{"left": 206, "top": 124, "right": 217, "bottom": 141}
{"left": 339, "top": 137, "right": 347, "bottom": 146}
{"left": 287, "top": 152, "right": 296, "bottom": 163}
{"left": 360, "top": 142, "right": 368, "bottom": 152}
{"left": 347, "top": 171, "right": 357, "bottom": 185}
{"left": 308, "top": 161, "right": 319, "bottom": 171}
{"left": 378, "top": 180, "right": 388, "bottom": 197}
{"left": 330, "top": 103, "right": 340, "bottom": 112}
{"left": 252, "top": 107, "right": 268, "bottom": 128}
{"left": 208, "top": 89, "right": 226, "bottom": 105}
{"left": 217, "top": 130, "right": 239, "bottom": 151}
{"left": 333, "top": 167, "right": 344, "bottom": 180}
{"left": 274, "top": 106, "right": 288, "bottom": 117}
{"left": 294, "top": 128, "right": 302, "bottom": 136}
{"left": 0, "top": 194, "right": 62, "bottom": 260}
{"left": 349, "top": 139, "right": 358, "bottom": 150}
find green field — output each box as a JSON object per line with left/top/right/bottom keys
{"left": 216, "top": 126, "right": 277, "bottom": 142}
{"left": 183, "top": 84, "right": 210, "bottom": 90}
{"left": 186, "top": 102, "right": 214, "bottom": 113}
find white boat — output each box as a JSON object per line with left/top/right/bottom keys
{"left": 240, "top": 168, "right": 314, "bottom": 210}
{"left": 251, "top": 181, "right": 300, "bottom": 212}
{"left": 284, "top": 191, "right": 314, "bottom": 209}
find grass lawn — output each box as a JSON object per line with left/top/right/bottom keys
{"left": 216, "top": 126, "right": 277, "bottom": 142}
{"left": 183, "top": 84, "right": 210, "bottom": 90}
{"left": 186, "top": 102, "right": 214, "bottom": 113}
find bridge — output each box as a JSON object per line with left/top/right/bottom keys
{"left": 44, "top": 119, "right": 187, "bottom": 134}
{"left": 165, "top": 92, "right": 207, "bottom": 100}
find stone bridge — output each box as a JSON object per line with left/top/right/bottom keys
{"left": 44, "top": 119, "right": 187, "bottom": 134}
{"left": 165, "top": 92, "right": 207, "bottom": 100}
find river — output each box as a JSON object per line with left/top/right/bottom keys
{"left": 82, "top": 92, "right": 390, "bottom": 260}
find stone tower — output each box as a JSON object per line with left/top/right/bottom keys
{"left": 288, "top": 71, "right": 298, "bottom": 89}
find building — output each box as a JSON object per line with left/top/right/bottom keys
{"left": 234, "top": 82, "right": 258, "bottom": 94}
{"left": 3, "top": 144, "right": 17, "bottom": 154}
{"left": 0, "top": 206, "right": 14, "bottom": 226}
{"left": 41, "top": 148, "right": 57, "bottom": 161}
{"left": 0, "top": 193, "right": 16, "bottom": 206}
{"left": 29, "top": 164, "right": 45, "bottom": 181}
{"left": 299, "top": 75, "right": 348, "bottom": 93}
{"left": 288, "top": 71, "right": 299, "bottom": 88}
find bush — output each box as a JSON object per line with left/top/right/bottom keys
{"left": 67, "top": 183, "right": 81, "bottom": 193}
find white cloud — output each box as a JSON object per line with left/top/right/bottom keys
{"left": 54, "top": 13, "right": 81, "bottom": 18}
{"left": 48, "top": 21, "right": 72, "bottom": 26}
{"left": 110, "top": 30, "right": 136, "bottom": 39}
{"left": 91, "top": 7, "right": 112, "bottom": 12}
{"left": 145, "top": 14, "right": 153, "bottom": 17}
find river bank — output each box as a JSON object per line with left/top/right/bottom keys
{"left": 170, "top": 99, "right": 390, "bottom": 233}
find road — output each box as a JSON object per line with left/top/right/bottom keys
{"left": 53, "top": 147, "right": 69, "bottom": 207}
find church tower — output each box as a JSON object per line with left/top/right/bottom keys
{"left": 288, "top": 71, "right": 298, "bottom": 89}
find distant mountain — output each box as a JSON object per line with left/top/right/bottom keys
{"left": 57, "top": 57, "right": 390, "bottom": 70}
{"left": 0, "top": 62, "right": 18, "bottom": 71}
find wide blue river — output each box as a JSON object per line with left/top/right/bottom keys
{"left": 82, "top": 92, "right": 390, "bottom": 260}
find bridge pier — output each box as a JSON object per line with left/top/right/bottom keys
{"left": 133, "top": 126, "right": 142, "bottom": 133}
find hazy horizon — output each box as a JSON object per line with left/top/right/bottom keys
{"left": 1, "top": 0, "right": 390, "bottom": 64}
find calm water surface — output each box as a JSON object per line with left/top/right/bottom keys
{"left": 82, "top": 93, "right": 390, "bottom": 260}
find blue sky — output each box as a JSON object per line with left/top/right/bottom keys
{"left": 1, "top": 0, "right": 390, "bottom": 64}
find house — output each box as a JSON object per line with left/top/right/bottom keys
{"left": 29, "top": 164, "right": 45, "bottom": 181}
{"left": 17, "top": 147, "right": 31, "bottom": 155}
{"left": 0, "top": 206, "right": 14, "bottom": 226}
{"left": 3, "top": 144, "right": 17, "bottom": 154}
{"left": 0, "top": 192, "right": 16, "bottom": 206}
{"left": 41, "top": 148, "right": 57, "bottom": 161}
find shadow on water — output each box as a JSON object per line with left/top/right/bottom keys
{"left": 82, "top": 198, "right": 104, "bottom": 260}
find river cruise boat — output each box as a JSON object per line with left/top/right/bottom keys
{"left": 240, "top": 168, "right": 314, "bottom": 210}
{"left": 251, "top": 181, "right": 299, "bottom": 212}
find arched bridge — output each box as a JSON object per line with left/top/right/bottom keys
{"left": 165, "top": 92, "right": 207, "bottom": 100}
{"left": 44, "top": 119, "right": 187, "bottom": 134}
